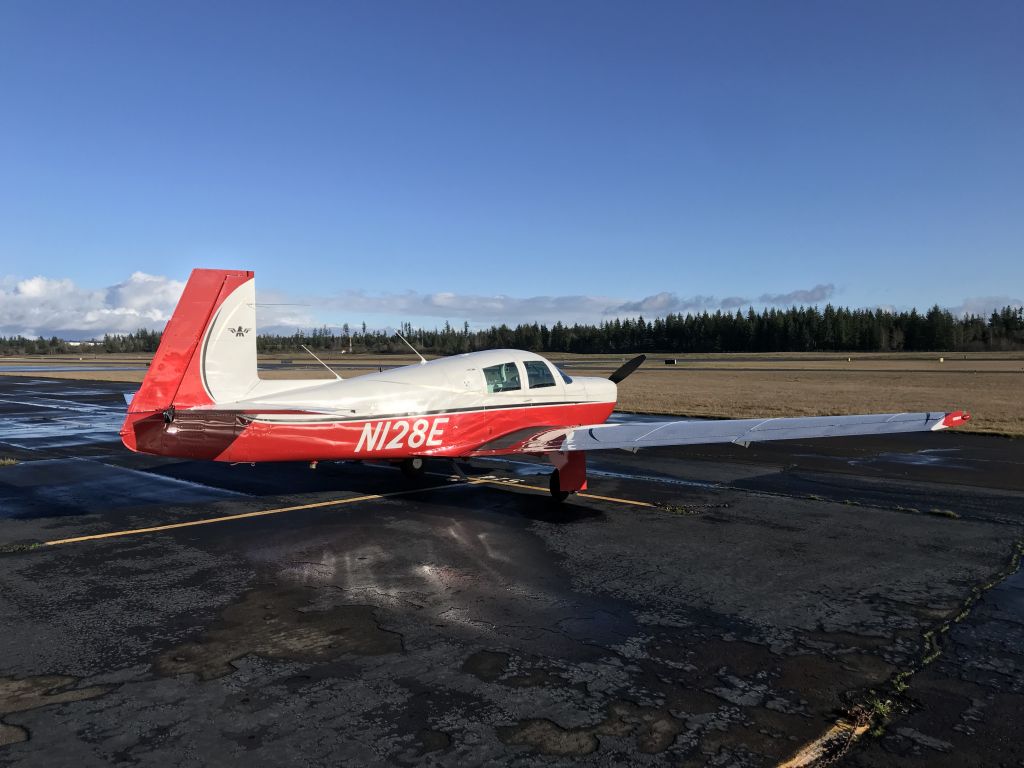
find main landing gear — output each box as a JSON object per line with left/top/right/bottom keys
{"left": 548, "top": 451, "right": 587, "bottom": 503}
{"left": 399, "top": 457, "right": 426, "bottom": 479}
{"left": 549, "top": 469, "right": 570, "bottom": 503}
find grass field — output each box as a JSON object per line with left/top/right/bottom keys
{"left": 2, "top": 352, "right": 1021, "bottom": 436}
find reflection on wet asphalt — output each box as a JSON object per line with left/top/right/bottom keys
{"left": 0, "top": 366, "right": 149, "bottom": 373}
{"left": 0, "top": 382, "right": 127, "bottom": 450}
{"left": 1, "top": 376, "right": 1023, "bottom": 767}
{"left": 0, "top": 458, "right": 244, "bottom": 520}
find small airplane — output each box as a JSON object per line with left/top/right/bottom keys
{"left": 121, "top": 269, "right": 971, "bottom": 500}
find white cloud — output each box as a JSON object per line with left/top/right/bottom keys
{"left": 0, "top": 271, "right": 900, "bottom": 337}
{"left": 604, "top": 284, "right": 835, "bottom": 316}
{"left": 948, "top": 295, "right": 1023, "bottom": 318}
{"left": 15, "top": 276, "right": 76, "bottom": 298}
{"left": 0, "top": 272, "right": 185, "bottom": 338}
{"left": 758, "top": 283, "right": 835, "bottom": 305}
{"left": 322, "top": 290, "right": 620, "bottom": 325}
{"left": 609, "top": 291, "right": 718, "bottom": 315}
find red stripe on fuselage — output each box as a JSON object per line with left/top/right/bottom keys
{"left": 125, "top": 401, "right": 615, "bottom": 462}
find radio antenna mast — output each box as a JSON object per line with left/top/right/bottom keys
{"left": 300, "top": 345, "right": 343, "bottom": 380}
{"left": 395, "top": 331, "right": 427, "bottom": 365}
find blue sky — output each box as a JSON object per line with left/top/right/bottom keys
{"left": 0, "top": 1, "right": 1021, "bottom": 336}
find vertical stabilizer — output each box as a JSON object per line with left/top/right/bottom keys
{"left": 127, "top": 269, "right": 257, "bottom": 414}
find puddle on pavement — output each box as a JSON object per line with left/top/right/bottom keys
{"left": 0, "top": 675, "right": 112, "bottom": 747}
{"left": 498, "top": 701, "right": 684, "bottom": 757}
{"left": 848, "top": 448, "right": 967, "bottom": 469}
{"left": 155, "top": 586, "right": 403, "bottom": 680}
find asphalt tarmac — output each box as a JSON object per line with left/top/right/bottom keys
{"left": 0, "top": 376, "right": 1022, "bottom": 767}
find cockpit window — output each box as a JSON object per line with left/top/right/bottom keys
{"left": 524, "top": 360, "right": 556, "bottom": 389}
{"left": 483, "top": 362, "right": 522, "bottom": 393}
{"left": 557, "top": 367, "right": 573, "bottom": 384}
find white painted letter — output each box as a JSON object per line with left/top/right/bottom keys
{"left": 426, "top": 417, "right": 449, "bottom": 447}
{"left": 356, "top": 422, "right": 382, "bottom": 453}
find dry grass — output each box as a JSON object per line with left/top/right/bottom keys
{"left": 0, "top": 457, "right": 18, "bottom": 467}
{"left": 2, "top": 353, "right": 1019, "bottom": 435}
{"left": 638, "top": 359, "right": 1024, "bottom": 373}
{"left": 615, "top": 369, "right": 1017, "bottom": 436}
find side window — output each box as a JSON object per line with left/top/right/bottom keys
{"left": 483, "top": 362, "right": 522, "bottom": 393}
{"left": 524, "top": 360, "right": 556, "bottom": 389}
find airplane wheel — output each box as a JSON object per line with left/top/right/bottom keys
{"left": 400, "top": 457, "right": 426, "bottom": 479}
{"left": 549, "top": 470, "right": 569, "bottom": 503}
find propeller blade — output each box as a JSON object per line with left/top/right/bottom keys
{"left": 608, "top": 354, "right": 646, "bottom": 384}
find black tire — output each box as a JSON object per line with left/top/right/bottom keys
{"left": 400, "top": 457, "right": 426, "bottom": 479}
{"left": 549, "top": 469, "right": 570, "bottom": 503}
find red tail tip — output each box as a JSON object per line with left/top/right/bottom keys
{"left": 941, "top": 411, "right": 971, "bottom": 429}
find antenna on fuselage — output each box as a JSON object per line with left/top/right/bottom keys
{"left": 395, "top": 331, "right": 428, "bottom": 365}
{"left": 300, "top": 345, "right": 343, "bottom": 380}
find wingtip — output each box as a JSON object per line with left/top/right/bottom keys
{"left": 937, "top": 410, "right": 971, "bottom": 430}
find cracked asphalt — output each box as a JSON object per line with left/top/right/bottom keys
{"left": 1, "top": 376, "right": 1023, "bottom": 766}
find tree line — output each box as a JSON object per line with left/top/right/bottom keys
{"left": 1, "top": 304, "right": 1022, "bottom": 356}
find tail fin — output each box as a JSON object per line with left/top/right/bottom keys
{"left": 128, "top": 268, "right": 259, "bottom": 414}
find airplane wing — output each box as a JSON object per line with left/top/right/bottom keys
{"left": 502, "top": 410, "right": 971, "bottom": 454}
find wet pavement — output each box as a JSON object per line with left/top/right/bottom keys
{"left": 0, "top": 376, "right": 1022, "bottom": 767}
{"left": 0, "top": 365, "right": 151, "bottom": 373}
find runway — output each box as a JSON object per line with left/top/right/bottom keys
{"left": 0, "top": 376, "right": 1022, "bottom": 766}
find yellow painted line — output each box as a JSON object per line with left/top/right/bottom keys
{"left": 577, "top": 491, "right": 655, "bottom": 508}
{"left": 467, "top": 477, "right": 657, "bottom": 508}
{"left": 42, "top": 483, "right": 457, "bottom": 547}
{"left": 36, "top": 475, "right": 658, "bottom": 549}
